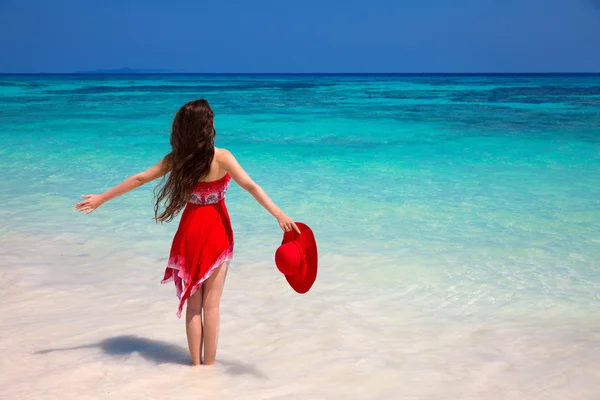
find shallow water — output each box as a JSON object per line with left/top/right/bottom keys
{"left": 1, "top": 74, "right": 600, "bottom": 399}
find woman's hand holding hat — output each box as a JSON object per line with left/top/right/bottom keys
{"left": 276, "top": 213, "right": 301, "bottom": 234}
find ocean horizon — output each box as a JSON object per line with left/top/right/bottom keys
{"left": 3, "top": 71, "right": 600, "bottom": 76}
{"left": 1, "top": 73, "right": 599, "bottom": 399}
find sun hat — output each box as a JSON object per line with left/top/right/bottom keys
{"left": 274, "top": 222, "right": 318, "bottom": 293}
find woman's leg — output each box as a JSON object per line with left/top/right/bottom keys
{"left": 185, "top": 285, "right": 204, "bottom": 366}
{"left": 202, "top": 262, "right": 229, "bottom": 365}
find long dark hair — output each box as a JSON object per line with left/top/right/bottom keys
{"left": 154, "top": 99, "right": 216, "bottom": 223}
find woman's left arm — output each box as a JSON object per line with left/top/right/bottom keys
{"left": 75, "top": 157, "right": 170, "bottom": 214}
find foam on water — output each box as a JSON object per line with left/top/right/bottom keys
{"left": 1, "top": 74, "right": 600, "bottom": 399}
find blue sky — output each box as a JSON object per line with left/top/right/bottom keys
{"left": 0, "top": 0, "right": 599, "bottom": 73}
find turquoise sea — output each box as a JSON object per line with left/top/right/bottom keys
{"left": 1, "top": 74, "right": 600, "bottom": 399}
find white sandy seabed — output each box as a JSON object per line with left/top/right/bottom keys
{"left": 1, "top": 229, "right": 600, "bottom": 400}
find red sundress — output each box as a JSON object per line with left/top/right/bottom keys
{"left": 161, "top": 173, "right": 234, "bottom": 318}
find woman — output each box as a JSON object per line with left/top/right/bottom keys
{"left": 75, "top": 99, "right": 300, "bottom": 366}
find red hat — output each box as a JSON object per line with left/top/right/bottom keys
{"left": 275, "top": 222, "right": 318, "bottom": 293}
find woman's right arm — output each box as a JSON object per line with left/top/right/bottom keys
{"left": 219, "top": 149, "right": 300, "bottom": 234}
{"left": 75, "top": 156, "right": 171, "bottom": 214}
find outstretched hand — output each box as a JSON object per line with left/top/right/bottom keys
{"left": 276, "top": 214, "right": 301, "bottom": 234}
{"left": 75, "top": 194, "right": 104, "bottom": 214}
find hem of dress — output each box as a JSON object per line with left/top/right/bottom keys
{"left": 161, "top": 242, "right": 234, "bottom": 318}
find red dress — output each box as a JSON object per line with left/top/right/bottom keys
{"left": 161, "top": 173, "right": 234, "bottom": 318}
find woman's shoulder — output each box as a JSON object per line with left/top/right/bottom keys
{"left": 214, "top": 147, "right": 235, "bottom": 162}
